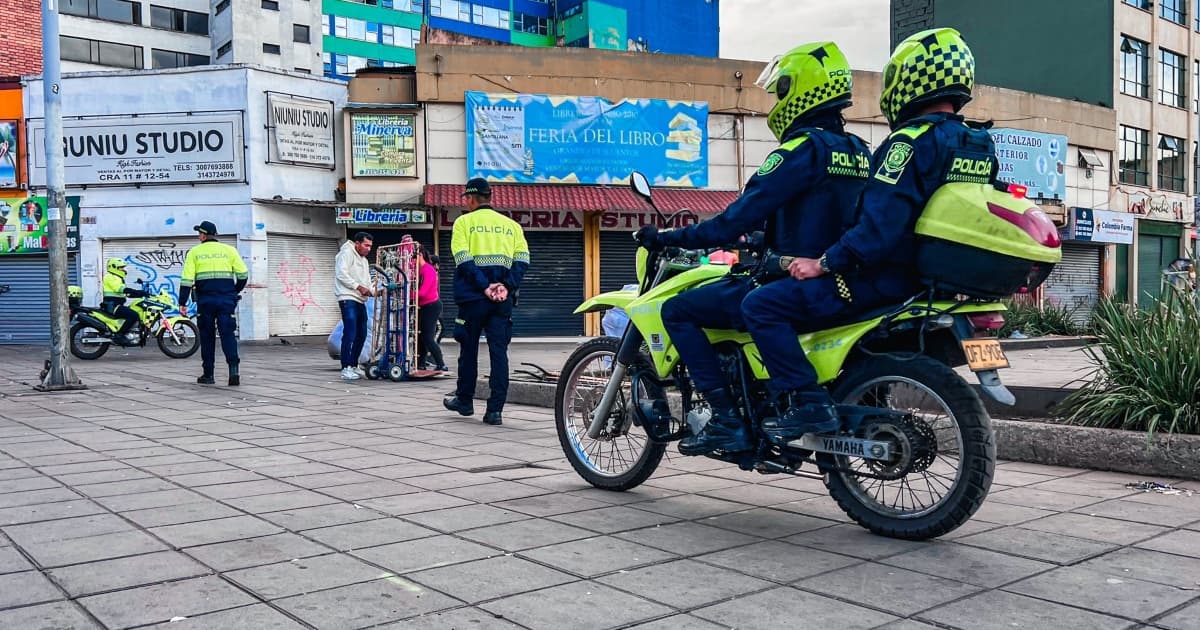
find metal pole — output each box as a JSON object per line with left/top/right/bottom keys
{"left": 37, "top": 0, "right": 82, "bottom": 390}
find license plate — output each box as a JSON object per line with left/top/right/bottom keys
{"left": 961, "top": 338, "right": 1009, "bottom": 371}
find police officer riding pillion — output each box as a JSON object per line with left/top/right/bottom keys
{"left": 765, "top": 27, "right": 998, "bottom": 442}
{"left": 634, "top": 41, "right": 872, "bottom": 456}
{"left": 102, "top": 258, "right": 139, "bottom": 345}
{"left": 179, "top": 221, "right": 248, "bottom": 386}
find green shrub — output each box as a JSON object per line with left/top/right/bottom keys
{"left": 1057, "top": 291, "right": 1200, "bottom": 436}
{"left": 996, "top": 299, "right": 1085, "bottom": 337}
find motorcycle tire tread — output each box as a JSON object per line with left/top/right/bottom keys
{"left": 822, "top": 354, "right": 995, "bottom": 541}
{"left": 554, "top": 336, "right": 667, "bottom": 492}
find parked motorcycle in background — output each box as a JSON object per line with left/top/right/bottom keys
{"left": 68, "top": 281, "right": 199, "bottom": 360}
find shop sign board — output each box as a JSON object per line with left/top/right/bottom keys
{"left": 336, "top": 207, "right": 428, "bottom": 225}
{"left": 28, "top": 112, "right": 246, "bottom": 186}
{"left": 0, "top": 121, "right": 18, "bottom": 188}
{"left": 268, "top": 94, "right": 335, "bottom": 168}
{"left": 350, "top": 113, "right": 417, "bottom": 178}
{"left": 0, "top": 195, "right": 81, "bottom": 255}
{"left": 466, "top": 91, "right": 709, "bottom": 188}
{"left": 1067, "top": 207, "right": 1134, "bottom": 244}
{"left": 440, "top": 208, "right": 699, "bottom": 231}
{"left": 989, "top": 127, "right": 1067, "bottom": 201}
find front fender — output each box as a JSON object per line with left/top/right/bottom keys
{"left": 163, "top": 315, "right": 192, "bottom": 329}
{"left": 574, "top": 290, "right": 638, "bottom": 315}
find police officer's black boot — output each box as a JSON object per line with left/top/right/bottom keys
{"left": 197, "top": 372, "right": 215, "bottom": 385}
{"left": 228, "top": 363, "right": 240, "bottom": 387}
{"left": 677, "top": 388, "right": 752, "bottom": 456}
{"left": 762, "top": 387, "right": 840, "bottom": 443}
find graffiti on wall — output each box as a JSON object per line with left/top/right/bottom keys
{"left": 116, "top": 245, "right": 187, "bottom": 315}
{"left": 276, "top": 254, "right": 321, "bottom": 313}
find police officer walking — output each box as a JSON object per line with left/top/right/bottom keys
{"left": 443, "top": 178, "right": 530, "bottom": 426}
{"left": 635, "top": 42, "right": 871, "bottom": 456}
{"left": 179, "top": 221, "right": 248, "bottom": 386}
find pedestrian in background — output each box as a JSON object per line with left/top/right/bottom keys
{"left": 443, "top": 178, "right": 529, "bottom": 426}
{"left": 335, "top": 231, "right": 376, "bottom": 381}
{"left": 416, "top": 248, "right": 448, "bottom": 372}
{"left": 179, "top": 221, "right": 247, "bottom": 386}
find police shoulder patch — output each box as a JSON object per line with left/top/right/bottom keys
{"left": 874, "top": 141, "right": 914, "bottom": 185}
{"left": 757, "top": 152, "right": 785, "bottom": 177}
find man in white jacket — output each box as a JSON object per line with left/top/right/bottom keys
{"left": 335, "top": 232, "right": 375, "bottom": 380}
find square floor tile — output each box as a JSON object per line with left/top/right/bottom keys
{"left": 225, "top": 553, "right": 386, "bottom": 599}
{"left": 784, "top": 524, "right": 928, "bottom": 560}
{"left": 693, "top": 586, "right": 898, "bottom": 630}
{"left": 1005, "top": 565, "right": 1196, "bottom": 621}
{"left": 597, "top": 559, "right": 772, "bottom": 609}
{"left": 697, "top": 540, "right": 859, "bottom": 583}
{"left": 21, "top": 530, "right": 167, "bottom": 568}
{"left": 520, "top": 535, "right": 677, "bottom": 578}
{"left": 403, "top": 504, "right": 530, "bottom": 532}
{"left": 616, "top": 521, "right": 761, "bottom": 557}
{"left": 458, "top": 518, "right": 594, "bottom": 552}
{"left": 78, "top": 575, "right": 256, "bottom": 629}
{"left": 700, "top": 508, "right": 834, "bottom": 539}
{"left": 150, "top": 515, "right": 282, "bottom": 548}
{"left": 301, "top": 519, "right": 437, "bottom": 551}
{"left": 479, "top": 580, "right": 671, "bottom": 630}
{"left": 47, "top": 550, "right": 209, "bottom": 596}
{"left": 259, "top": 503, "right": 385, "bottom": 531}
{"left": 920, "top": 589, "right": 1132, "bottom": 630}
{"left": 0, "top": 570, "right": 63, "bottom": 608}
{"left": 1019, "top": 512, "right": 1169, "bottom": 546}
{"left": 351, "top": 535, "right": 498, "bottom": 574}
{"left": 141, "top": 604, "right": 307, "bottom": 629}
{"left": 185, "top": 533, "right": 333, "bottom": 571}
{"left": 956, "top": 526, "right": 1118, "bottom": 564}
{"left": 0, "top": 601, "right": 101, "bottom": 630}
{"left": 276, "top": 577, "right": 462, "bottom": 629}
{"left": 881, "top": 543, "right": 1055, "bottom": 588}
{"left": 799, "top": 562, "right": 981, "bottom": 616}
{"left": 1078, "top": 548, "right": 1200, "bottom": 589}
{"left": 375, "top": 606, "right": 522, "bottom": 629}
{"left": 409, "top": 555, "right": 575, "bottom": 603}
{"left": 549, "top": 505, "right": 680, "bottom": 534}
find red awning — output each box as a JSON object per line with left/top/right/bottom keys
{"left": 424, "top": 184, "right": 738, "bottom": 214}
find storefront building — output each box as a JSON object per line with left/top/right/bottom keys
{"left": 22, "top": 65, "right": 348, "bottom": 342}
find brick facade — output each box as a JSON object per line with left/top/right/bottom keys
{"left": 890, "top": 0, "right": 936, "bottom": 50}
{"left": 0, "top": 0, "right": 42, "bottom": 77}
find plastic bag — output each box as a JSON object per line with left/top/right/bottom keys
{"left": 600, "top": 284, "right": 638, "bottom": 338}
{"left": 327, "top": 297, "right": 375, "bottom": 364}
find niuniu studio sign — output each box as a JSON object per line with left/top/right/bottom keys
{"left": 268, "top": 94, "right": 335, "bottom": 168}
{"left": 27, "top": 112, "right": 246, "bottom": 186}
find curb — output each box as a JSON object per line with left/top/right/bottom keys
{"left": 999, "top": 336, "right": 1097, "bottom": 350}
{"left": 476, "top": 378, "right": 1200, "bottom": 481}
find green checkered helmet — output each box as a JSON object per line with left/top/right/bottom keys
{"left": 756, "top": 42, "right": 854, "bottom": 142}
{"left": 880, "top": 27, "right": 975, "bottom": 129}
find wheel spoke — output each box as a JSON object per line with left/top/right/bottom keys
{"left": 559, "top": 345, "right": 654, "bottom": 479}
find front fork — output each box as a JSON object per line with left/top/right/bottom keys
{"left": 586, "top": 326, "right": 645, "bottom": 439}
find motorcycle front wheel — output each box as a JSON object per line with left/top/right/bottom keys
{"left": 157, "top": 320, "right": 199, "bottom": 359}
{"left": 822, "top": 354, "right": 996, "bottom": 541}
{"left": 70, "top": 322, "right": 110, "bottom": 360}
{"left": 555, "top": 336, "right": 665, "bottom": 491}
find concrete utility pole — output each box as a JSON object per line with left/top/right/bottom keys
{"left": 37, "top": 0, "right": 83, "bottom": 391}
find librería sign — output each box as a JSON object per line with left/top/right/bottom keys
{"left": 336, "top": 207, "right": 429, "bottom": 225}
{"left": 28, "top": 112, "right": 246, "bottom": 186}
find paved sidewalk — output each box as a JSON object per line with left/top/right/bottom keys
{"left": 0, "top": 345, "right": 1195, "bottom": 630}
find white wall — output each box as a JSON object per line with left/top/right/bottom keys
{"left": 25, "top": 66, "right": 347, "bottom": 339}
{"left": 227, "top": 0, "right": 323, "bottom": 75}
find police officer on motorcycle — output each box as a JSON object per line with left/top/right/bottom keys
{"left": 101, "top": 258, "right": 139, "bottom": 345}
{"left": 634, "top": 41, "right": 872, "bottom": 456}
{"left": 759, "top": 28, "right": 998, "bottom": 442}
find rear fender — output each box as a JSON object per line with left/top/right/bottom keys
{"left": 574, "top": 290, "right": 638, "bottom": 315}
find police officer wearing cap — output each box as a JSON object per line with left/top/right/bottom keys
{"left": 179, "top": 221, "right": 249, "bottom": 386}
{"left": 443, "top": 178, "right": 530, "bottom": 426}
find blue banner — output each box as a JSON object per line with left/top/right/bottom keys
{"left": 989, "top": 127, "right": 1068, "bottom": 201}
{"left": 466, "top": 91, "right": 708, "bottom": 188}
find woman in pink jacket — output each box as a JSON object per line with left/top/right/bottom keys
{"left": 417, "top": 248, "right": 448, "bottom": 371}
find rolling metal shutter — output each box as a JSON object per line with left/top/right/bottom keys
{"left": 1041, "top": 242, "right": 1101, "bottom": 326}
{"left": 437, "top": 230, "right": 584, "bottom": 337}
{"left": 0, "top": 256, "right": 80, "bottom": 344}
{"left": 102, "top": 237, "right": 232, "bottom": 313}
{"left": 267, "top": 234, "right": 342, "bottom": 336}
{"left": 1136, "top": 232, "right": 1180, "bottom": 309}
{"left": 599, "top": 230, "right": 641, "bottom": 292}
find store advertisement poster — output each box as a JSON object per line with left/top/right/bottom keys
{"left": 0, "top": 121, "right": 17, "bottom": 188}
{"left": 989, "top": 127, "right": 1068, "bottom": 201}
{"left": 0, "top": 196, "right": 81, "bottom": 255}
{"left": 269, "top": 94, "right": 335, "bottom": 168}
{"left": 466, "top": 91, "right": 709, "bottom": 188}
{"left": 350, "top": 113, "right": 417, "bottom": 177}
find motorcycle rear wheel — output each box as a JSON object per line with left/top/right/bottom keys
{"left": 157, "top": 320, "right": 199, "bottom": 359}
{"left": 821, "top": 354, "right": 995, "bottom": 541}
{"left": 555, "top": 336, "right": 665, "bottom": 491}
{"left": 70, "top": 323, "right": 110, "bottom": 360}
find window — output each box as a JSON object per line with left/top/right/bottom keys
{"left": 473, "top": 5, "right": 510, "bottom": 29}
{"left": 1123, "top": 0, "right": 1150, "bottom": 8}
{"left": 216, "top": 0, "right": 230, "bottom": 14}
{"left": 430, "top": 0, "right": 469, "bottom": 22}
{"left": 348, "top": 18, "right": 367, "bottom": 41}
{"left": 1194, "top": 141, "right": 1199, "bottom": 194}
{"left": 387, "top": 0, "right": 422, "bottom": 12}
{"left": 1194, "top": 59, "right": 1199, "bottom": 112}
{"left": 322, "top": 16, "right": 329, "bottom": 36}
{"left": 262, "top": 0, "right": 279, "bottom": 10}
{"left": 217, "top": 40, "right": 232, "bottom": 58}
{"left": 1158, "top": 135, "right": 1187, "bottom": 191}
{"left": 388, "top": 26, "right": 418, "bottom": 48}
{"left": 294, "top": 24, "right": 310, "bottom": 43}
{"left": 347, "top": 56, "right": 368, "bottom": 74}
{"left": 294, "top": 67, "right": 311, "bottom": 74}
{"left": 151, "top": 49, "right": 209, "bottom": 68}
{"left": 381, "top": 24, "right": 394, "bottom": 45}
{"left": 60, "top": 35, "right": 143, "bottom": 69}
{"left": 1159, "top": 48, "right": 1187, "bottom": 107}
{"left": 1161, "top": 0, "right": 1187, "bottom": 24}
{"left": 1120, "top": 125, "right": 1150, "bottom": 186}
{"left": 60, "top": 0, "right": 141, "bottom": 25}
{"left": 517, "top": 13, "right": 549, "bottom": 35}
{"left": 334, "top": 16, "right": 347, "bottom": 37}
{"left": 1120, "top": 36, "right": 1149, "bottom": 98}
{"left": 263, "top": 43, "right": 281, "bottom": 54}
{"left": 150, "top": 5, "right": 208, "bottom": 35}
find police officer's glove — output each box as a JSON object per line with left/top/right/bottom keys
{"left": 634, "top": 226, "right": 666, "bottom": 251}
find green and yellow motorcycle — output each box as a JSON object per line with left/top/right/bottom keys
{"left": 68, "top": 282, "right": 199, "bottom": 360}
{"left": 555, "top": 172, "right": 1061, "bottom": 540}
